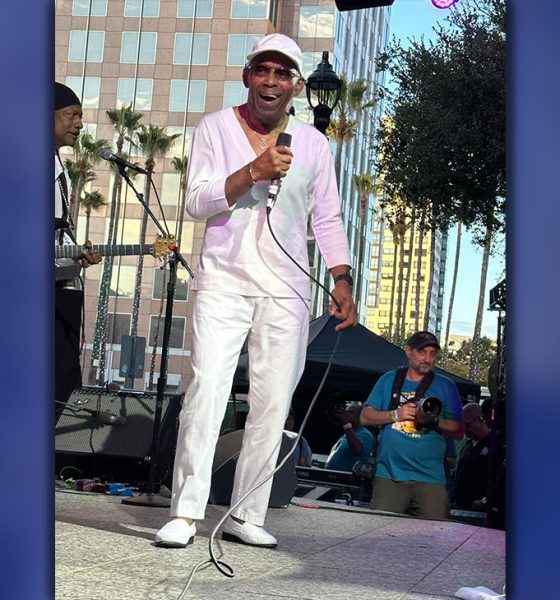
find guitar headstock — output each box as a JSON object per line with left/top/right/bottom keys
{"left": 152, "top": 235, "right": 177, "bottom": 258}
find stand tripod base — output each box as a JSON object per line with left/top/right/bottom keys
{"left": 122, "top": 493, "right": 170, "bottom": 509}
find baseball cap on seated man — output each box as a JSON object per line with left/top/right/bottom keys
{"left": 246, "top": 33, "right": 303, "bottom": 75}
{"left": 406, "top": 331, "right": 441, "bottom": 351}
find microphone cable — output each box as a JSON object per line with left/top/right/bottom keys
{"left": 175, "top": 191, "right": 348, "bottom": 599}
{"left": 177, "top": 331, "right": 342, "bottom": 599}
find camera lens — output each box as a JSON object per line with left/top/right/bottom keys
{"left": 418, "top": 396, "right": 442, "bottom": 417}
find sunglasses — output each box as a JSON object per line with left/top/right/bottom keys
{"left": 249, "top": 64, "right": 300, "bottom": 82}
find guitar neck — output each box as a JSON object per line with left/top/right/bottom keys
{"left": 55, "top": 243, "right": 153, "bottom": 260}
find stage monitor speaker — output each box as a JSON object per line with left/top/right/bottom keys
{"left": 55, "top": 387, "right": 182, "bottom": 482}
{"left": 334, "top": 0, "right": 394, "bottom": 12}
{"left": 208, "top": 430, "right": 297, "bottom": 508}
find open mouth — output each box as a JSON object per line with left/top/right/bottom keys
{"left": 259, "top": 92, "right": 280, "bottom": 104}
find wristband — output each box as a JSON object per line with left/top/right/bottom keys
{"left": 248, "top": 162, "right": 258, "bottom": 185}
{"left": 342, "top": 422, "right": 353, "bottom": 431}
{"left": 390, "top": 410, "right": 399, "bottom": 423}
{"left": 334, "top": 273, "right": 354, "bottom": 287}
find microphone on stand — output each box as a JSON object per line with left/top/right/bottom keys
{"left": 99, "top": 148, "right": 148, "bottom": 175}
{"left": 267, "top": 132, "right": 292, "bottom": 210}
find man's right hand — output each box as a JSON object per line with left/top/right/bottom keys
{"left": 251, "top": 145, "right": 292, "bottom": 182}
{"left": 396, "top": 402, "right": 417, "bottom": 422}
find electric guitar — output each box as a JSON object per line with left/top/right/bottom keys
{"left": 55, "top": 235, "right": 176, "bottom": 281}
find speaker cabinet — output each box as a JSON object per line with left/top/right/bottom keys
{"left": 208, "top": 429, "right": 297, "bottom": 508}
{"left": 55, "top": 387, "right": 182, "bottom": 483}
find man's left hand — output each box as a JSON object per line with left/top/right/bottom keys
{"left": 329, "top": 280, "right": 357, "bottom": 331}
{"left": 75, "top": 241, "right": 102, "bottom": 268}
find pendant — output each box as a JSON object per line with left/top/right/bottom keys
{"left": 259, "top": 138, "right": 268, "bottom": 149}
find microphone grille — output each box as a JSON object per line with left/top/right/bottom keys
{"left": 277, "top": 132, "right": 292, "bottom": 148}
{"left": 99, "top": 147, "right": 112, "bottom": 159}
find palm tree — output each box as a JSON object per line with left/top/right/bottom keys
{"left": 327, "top": 78, "right": 377, "bottom": 186}
{"left": 352, "top": 173, "right": 378, "bottom": 312}
{"left": 69, "top": 132, "right": 108, "bottom": 226}
{"left": 89, "top": 104, "right": 144, "bottom": 385}
{"left": 126, "top": 125, "right": 180, "bottom": 388}
{"left": 64, "top": 159, "right": 96, "bottom": 207}
{"left": 316, "top": 78, "right": 376, "bottom": 313}
{"left": 172, "top": 155, "right": 189, "bottom": 246}
{"left": 80, "top": 190, "right": 106, "bottom": 243}
{"left": 442, "top": 222, "right": 463, "bottom": 364}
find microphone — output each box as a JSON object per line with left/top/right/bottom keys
{"left": 99, "top": 148, "right": 148, "bottom": 174}
{"left": 81, "top": 408, "right": 126, "bottom": 426}
{"left": 267, "top": 132, "right": 292, "bottom": 210}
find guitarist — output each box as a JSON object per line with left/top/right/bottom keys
{"left": 55, "top": 82, "right": 101, "bottom": 423}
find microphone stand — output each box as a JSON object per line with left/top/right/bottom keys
{"left": 116, "top": 165, "right": 194, "bottom": 509}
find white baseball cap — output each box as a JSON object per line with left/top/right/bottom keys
{"left": 246, "top": 33, "right": 303, "bottom": 75}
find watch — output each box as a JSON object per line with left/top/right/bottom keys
{"left": 334, "top": 273, "right": 353, "bottom": 287}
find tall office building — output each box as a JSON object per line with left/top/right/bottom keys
{"left": 366, "top": 197, "right": 448, "bottom": 340}
{"left": 55, "top": 0, "right": 390, "bottom": 391}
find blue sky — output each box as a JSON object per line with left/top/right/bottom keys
{"left": 386, "top": 0, "right": 504, "bottom": 339}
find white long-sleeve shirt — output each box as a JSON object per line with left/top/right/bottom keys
{"left": 186, "top": 108, "right": 351, "bottom": 300}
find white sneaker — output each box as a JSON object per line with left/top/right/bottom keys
{"left": 155, "top": 518, "right": 196, "bottom": 548}
{"left": 222, "top": 517, "right": 277, "bottom": 548}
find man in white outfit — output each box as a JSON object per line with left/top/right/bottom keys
{"left": 155, "top": 33, "right": 356, "bottom": 549}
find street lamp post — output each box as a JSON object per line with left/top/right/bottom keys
{"left": 305, "top": 51, "right": 342, "bottom": 135}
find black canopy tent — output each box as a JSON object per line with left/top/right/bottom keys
{"left": 232, "top": 314, "right": 480, "bottom": 454}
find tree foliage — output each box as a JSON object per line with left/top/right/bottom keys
{"left": 442, "top": 335, "right": 496, "bottom": 385}
{"left": 375, "top": 0, "right": 505, "bottom": 376}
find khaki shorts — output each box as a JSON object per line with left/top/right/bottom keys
{"left": 370, "top": 476, "right": 450, "bottom": 520}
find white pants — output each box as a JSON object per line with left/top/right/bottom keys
{"left": 170, "top": 291, "right": 309, "bottom": 526}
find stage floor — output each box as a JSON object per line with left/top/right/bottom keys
{"left": 55, "top": 489, "right": 505, "bottom": 599}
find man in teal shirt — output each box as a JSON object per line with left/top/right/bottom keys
{"left": 325, "top": 401, "right": 373, "bottom": 472}
{"left": 361, "top": 331, "right": 464, "bottom": 519}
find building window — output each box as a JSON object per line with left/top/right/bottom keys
{"left": 177, "top": 221, "right": 195, "bottom": 254}
{"left": 231, "top": 0, "right": 269, "bottom": 19}
{"left": 298, "top": 7, "right": 336, "bottom": 38}
{"left": 227, "top": 34, "right": 260, "bottom": 66}
{"left": 152, "top": 267, "right": 189, "bottom": 301}
{"left": 65, "top": 76, "right": 101, "bottom": 109}
{"left": 291, "top": 98, "right": 313, "bottom": 125}
{"left": 106, "top": 313, "right": 131, "bottom": 345}
{"left": 223, "top": 81, "right": 247, "bottom": 109}
{"left": 112, "top": 218, "right": 141, "bottom": 245}
{"left": 173, "top": 33, "right": 211, "bottom": 65}
{"left": 72, "top": 0, "right": 107, "bottom": 16}
{"left": 169, "top": 80, "right": 206, "bottom": 112}
{"left": 68, "top": 31, "right": 105, "bottom": 63}
{"left": 161, "top": 173, "right": 182, "bottom": 206}
{"left": 116, "top": 78, "right": 153, "bottom": 111}
{"left": 124, "top": 0, "right": 160, "bottom": 17}
{"left": 177, "top": 0, "right": 213, "bottom": 18}
{"left": 165, "top": 126, "right": 194, "bottom": 158}
{"left": 301, "top": 52, "right": 323, "bottom": 78}
{"left": 149, "top": 315, "right": 186, "bottom": 349}
{"left": 108, "top": 265, "right": 136, "bottom": 298}
{"left": 121, "top": 32, "right": 157, "bottom": 64}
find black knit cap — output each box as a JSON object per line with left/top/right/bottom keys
{"left": 55, "top": 82, "right": 81, "bottom": 111}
